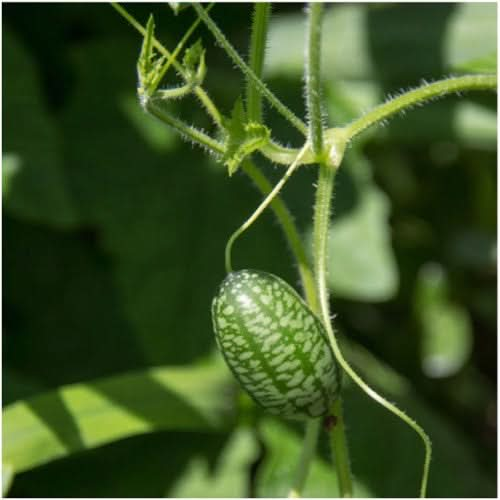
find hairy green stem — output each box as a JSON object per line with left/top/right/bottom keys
{"left": 145, "top": 98, "right": 224, "bottom": 154}
{"left": 345, "top": 73, "right": 497, "bottom": 140}
{"left": 192, "top": 3, "right": 308, "bottom": 136}
{"left": 312, "top": 158, "right": 431, "bottom": 497}
{"left": 259, "top": 140, "right": 306, "bottom": 165}
{"left": 247, "top": 3, "right": 271, "bottom": 123}
{"left": 306, "top": 3, "right": 325, "bottom": 156}
{"left": 312, "top": 163, "right": 354, "bottom": 498}
{"left": 285, "top": 5, "right": 337, "bottom": 497}
{"left": 288, "top": 418, "right": 321, "bottom": 498}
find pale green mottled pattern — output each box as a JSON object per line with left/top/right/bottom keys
{"left": 212, "top": 270, "right": 340, "bottom": 419}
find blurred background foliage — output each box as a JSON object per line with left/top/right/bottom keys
{"left": 3, "top": 3, "right": 496, "bottom": 497}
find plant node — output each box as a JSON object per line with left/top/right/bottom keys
{"left": 323, "top": 128, "right": 349, "bottom": 169}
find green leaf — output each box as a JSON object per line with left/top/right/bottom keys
{"left": 454, "top": 102, "right": 497, "bottom": 151}
{"left": 2, "top": 358, "right": 235, "bottom": 476}
{"left": 180, "top": 39, "right": 206, "bottom": 89}
{"left": 256, "top": 418, "right": 372, "bottom": 497}
{"left": 451, "top": 52, "right": 497, "bottom": 74}
{"left": 444, "top": 4, "right": 497, "bottom": 74}
{"left": 169, "top": 427, "right": 259, "bottom": 497}
{"left": 2, "top": 463, "right": 14, "bottom": 497}
{"left": 414, "top": 263, "right": 473, "bottom": 378}
{"left": 223, "top": 98, "right": 270, "bottom": 176}
{"left": 326, "top": 180, "right": 399, "bottom": 302}
{"left": 3, "top": 30, "right": 77, "bottom": 227}
{"left": 183, "top": 39, "right": 204, "bottom": 74}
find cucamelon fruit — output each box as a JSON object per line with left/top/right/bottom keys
{"left": 211, "top": 269, "right": 341, "bottom": 419}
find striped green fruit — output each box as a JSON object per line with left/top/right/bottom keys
{"left": 211, "top": 269, "right": 341, "bottom": 419}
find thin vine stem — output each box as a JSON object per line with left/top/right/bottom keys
{"left": 312, "top": 163, "right": 354, "bottom": 498}
{"left": 306, "top": 2, "right": 325, "bottom": 157}
{"left": 225, "top": 143, "right": 310, "bottom": 274}
{"left": 312, "top": 162, "right": 431, "bottom": 498}
{"left": 242, "top": 162, "right": 318, "bottom": 311}
{"left": 247, "top": 3, "right": 271, "bottom": 124}
{"left": 344, "top": 73, "right": 497, "bottom": 140}
{"left": 288, "top": 418, "right": 321, "bottom": 498}
{"left": 192, "top": 2, "right": 308, "bottom": 136}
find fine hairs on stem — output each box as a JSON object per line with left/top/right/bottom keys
{"left": 118, "top": 3, "right": 497, "bottom": 498}
{"left": 305, "top": 3, "right": 353, "bottom": 498}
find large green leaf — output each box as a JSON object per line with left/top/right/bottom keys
{"left": 3, "top": 358, "right": 234, "bottom": 481}
{"left": 169, "top": 427, "right": 259, "bottom": 497}
{"left": 3, "top": 30, "right": 76, "bottom": 227}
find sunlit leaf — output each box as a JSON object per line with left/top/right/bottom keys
{"left": 2, "top": 463, "right": 14, "bottom": 496}
{"left": 414, "top": 263, "right": 473, "bottom": 378}
{"left": 454, "top": 102, "right": 497, "bottom": 150}
{"left": 451, "top": 52, "right": 497, "bottom": 74}
{"left": 444, "top": 3, "right": 497, "bottom": 73}
{"left": 3, "top": 358, "right": 234, "bottom": 476}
